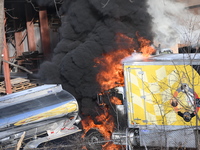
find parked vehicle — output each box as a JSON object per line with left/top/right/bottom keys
{"left": 0, "top": 84, "right": 81, "bottom": 149}
{"left": 112, "top": 53, "right": 200, "bottom": 149}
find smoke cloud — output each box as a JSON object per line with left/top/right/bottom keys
{"left": 147, "top": 0, "right": 200, "bottom": 48}
{"left": 35, "top": 0, "right": 153, "bottom": 115}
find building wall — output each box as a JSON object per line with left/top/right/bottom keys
{"left": 177, "top": 0, "right": 200, "bottom": 14}
{"left": 183, "top": 0, "right": 200, "bottom": 6}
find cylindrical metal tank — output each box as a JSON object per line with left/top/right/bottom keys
{"left": 0, "top": 84, "right": 80, "bottom": 145}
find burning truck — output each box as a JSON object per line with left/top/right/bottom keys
{"left": 0, "top": 53, "right": 200, "bottom": 149}
{"left": 111, "top": 53, "right": 200, "bottom": 149}
{"left": 90, "top": 52, "right": 200, "bottom": 149}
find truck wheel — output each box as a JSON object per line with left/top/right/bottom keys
{"left": 84, "top": 129, "right": 105, "bottom": 150}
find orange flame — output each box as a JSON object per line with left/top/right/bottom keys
{"left": 95, "top": 49, "right": 130, "bottom": 92}
{"left": 103, "top": 142, "right": 124, "bottom": 149}
{"left": 81, "top": 105, "right": 114, "bottom": 140}
{"left": 81, "top": 104, "right": 123, "bottom": 150}
{"left": 95, "top": 33, "right": 155, "bottom": 92}
{"left": 116, "top": 33, "right": 135, "bottom": 49}
{"left": 137, "top": 33, "right": 156, "bottom": 56}
{"left": 110, "top": 96, "right": 122, "bottom": 105}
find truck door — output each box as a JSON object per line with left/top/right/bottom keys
{"left": 124, "top": 67, "right": 148, "bottom": 126}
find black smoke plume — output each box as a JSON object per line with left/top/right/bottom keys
{"left": 35, "top": 0, "right": 153, "bottom": 116}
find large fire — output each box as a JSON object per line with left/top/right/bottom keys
{"left": 81, "top": 33, "right": 155, "bottom": 149}
{"left": 137, "top": 34, "right": 156, "bottom": 57}
{"left": 95, "top": 49, "right": 130, "bottom": 92}
{"left": 81, "top": 104, "right": 121, "bottom": 149}
{"left": 95, "top": 33, "right": 155, "bottom": 92}
{"left": 82, "top": 105, "right": 113, "bottom": 140}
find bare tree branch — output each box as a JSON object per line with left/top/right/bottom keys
{"left": 54, "top": 0, "right": 61, "bottom": 18}
{"left": 101, "top": 0, "right": 110, "bottom": 8}
{"left": 26, "top": 0, "right": 39, "bottom": 12}
{"left": 5, "top": 10, "right": 18, "bottom": 19}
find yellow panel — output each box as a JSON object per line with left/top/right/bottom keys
{"left": 124, "top": 64, "right": 200, "bottom": 126}
{"left": 14, "top": 102, "right": 78, "bottom": 126}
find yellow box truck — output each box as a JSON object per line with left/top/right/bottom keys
{"left": 113, "top": 53, "right": 200, "bottom": 149}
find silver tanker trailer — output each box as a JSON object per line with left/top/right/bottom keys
{"left": 0, "top": 84, "right": 81, "bottom": 149}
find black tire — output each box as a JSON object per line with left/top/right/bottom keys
{"left": 84, "top": 129, "right": 105, "bottom": 150}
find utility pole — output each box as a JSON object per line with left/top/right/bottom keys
{"left": 0, "top": 0, "right": 4, "bottom": 69}
{"left": 1, "top": 1, "right": 12, "bottom": 94}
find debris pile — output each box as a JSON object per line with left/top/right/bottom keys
{"left": 0, "top": 78, "right": 37, "bottom": 94}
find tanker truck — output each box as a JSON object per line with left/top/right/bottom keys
{"left": 111, "top": 53, "right": 200, "bottom": 149}
{"left": 0, "top": 84, "right": 81, "bottom": 149}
